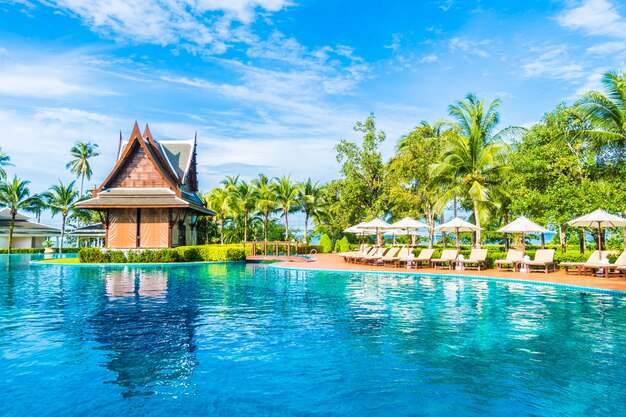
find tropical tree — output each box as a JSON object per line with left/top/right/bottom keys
{"left": 231, "top": 180, "right": 256, "bottom": 242}
{"left": 0, "top": 147, "right": 12, "bottom": 179}
{"left": 43, "top": 180, "right": 80, "bottom": 254}
{"left": 0, "top": 176, "right": 38, "bottom": 253}
{"left": 576, "top": 70, "right": 626, "bottom": 158}
{"left": 271, "top": 175, "right": 301, "bottom": 241}
{"left": 66, "top": 141, "right": 100, "bottom": 195}
{"left": 24, "top": 194, "right": 47, "bottom": 223}
{"left": 297, "top": 178, "right": 325, "bottom": 243}
{"left": 334, "top": 113, "right": 386, "bottom": 222}
{"left": 430, "top": 93, "right": 515, "bottom": 247}
{"left": 253, "top": 174, "right": 278, "bottom": 242}
{"left": 206, "top": 187, "right": 230, "bottom": 244}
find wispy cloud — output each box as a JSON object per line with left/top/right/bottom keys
{"left": 419, "top": 54, "right": 438, "bottom": 63}
{"left": 448, "top": 37, "right": 491, "bottom": 58}
{"left": 557, "top": 0, "right": 626, "bottom": 38}
{"left": 26, "top": 0, "right": 292, "bottom": 54}
{"left": 520, "top": 45, "right": 585, "bottom": 80}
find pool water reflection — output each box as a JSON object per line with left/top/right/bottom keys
{"left": 1, "top": 255, "right": 625, "bottom": 416}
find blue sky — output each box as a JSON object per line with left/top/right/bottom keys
{"left": 1, "top": 0, "right": 626, "bottom": 216}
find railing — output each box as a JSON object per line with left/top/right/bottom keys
{"left": 243, "top": 241, "right": 299, "bottom": 257}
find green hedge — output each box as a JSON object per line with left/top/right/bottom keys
{"left": 79, "top": 244, "right": 246, "bottom": 263}
{"left": 0, "top": 248, "right": 81, "bottom": 254}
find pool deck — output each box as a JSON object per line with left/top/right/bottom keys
{"left": 273, "top": 254, "right": 626, "bottom": 293}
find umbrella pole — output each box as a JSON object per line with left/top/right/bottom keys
{"left": 598, "top": 223, "right": 603, "bottom": 255}
{"left": 541, "top": 233, "right": 545, "bottom": 249}
{"left": 456, "top": 228, "right": 460, "bottom": 251}
{"left": 522, "top": 232, "right": 525, "bottom": 255}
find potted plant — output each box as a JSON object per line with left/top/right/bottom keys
{"left": 42, "top": 240, "right": 55, "bottom": 254}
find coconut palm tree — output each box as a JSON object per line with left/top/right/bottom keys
{"left": 297, "top": 178, "right": 325, "bottom": 243}
{"left": 24, "top": 194, "right": 47, "bottom": 223}
{"left": 576, "top": 70, "right": 626, "bottom": 152}
{"left": 430, "top": 93, "right": 514, "bottom": 247}
{"left": 0, "top": 176, "right": 38, "bottom": 253}
{"left": 271, "top": 175, "right": 301, "bottom": 241}
{"left": 43, "top": 180, "right": 79, "bottom": 254}
{"left": 253, "top": 174, "right": 277, "bottom": 241}
{"left": 0, "top": 147, "right": 13, "bottom": 179}
{"left": 206, "top": 187, "right": 230, "bottom": 244}
{"left": 231, "top": 180, "right": 256, "bottom": 242}
{"left": 66, "top": 141, "right": 100, "bottom": 195}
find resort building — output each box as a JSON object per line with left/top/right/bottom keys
{"left": 75, "top": 122, "right": 214, "bottom": 249}
{"left": 0, "top": 208, "right": 61, "bottom": 248}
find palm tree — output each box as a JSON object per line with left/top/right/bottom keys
{"left": 271, "top": 175, "right": 301, "bottom": 241}
{"left": 66, "top": 141, "right": 100, "bottom": 195}
{"left": 43, "top": 180, "right": 80, "bottom": 254}
{"left": 0, "top": 147, "right": 12, "bottom": 179}
{"left": 24, "top": 194, "right": 47, "bottom": 223}
{"left": 297, "top": 178, "right": 325, "bottom": 243}
{"left": 0, "top": 176, "right": 38, "bottom": 253}
{"left": 253, "top": 174, "right": 277, "bottom": 241}
{"left": 430, "top": 93, "right": 513, "bottom": 247}
{"left": 232, "top": 181, "right": 256, "bottom": 242}
{"left": 206, "top": 187, "right": 230, "bottom": 244}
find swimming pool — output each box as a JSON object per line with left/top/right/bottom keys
{"left": 1, "top": 255, "right": 625, "bottom": 416}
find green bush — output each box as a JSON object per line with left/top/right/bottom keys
{"left": 338, "top": 237, "right": 351, "bottom": 253}
{"left": 296, "top": 244, "right": 324, "bottom": 254}
{"left": 194, "top": 245, "right": 246, "bottom": 262}
{"left": 319, "top": 234, "right": 333, "bottom": 253}
{"left": 333, "top": 240, "right": 341, "bottom": 253}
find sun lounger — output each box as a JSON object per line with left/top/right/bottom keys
{"left": 431, "top": 249, "right": 459, "bottom": 270}
{"left": 397, "top": 248, "right": 435, "bottom": 268}
{"left": 582, "top": 251, "right": 626, "bottom": 278}
{"left": 359, "top": 247, "right": 387, "bottom": 264}
{"left": 495, "top": 249, "right": 524, "bottom": 272}
{"left": 369, "top": 246, "right": 402, "bottom": 266}
{"left": 342, "top": 246, "right": 373, "bottom": 263}
{"left": 383, "top": 247, "right": 411, "bottom": 267}
{"left": 618, "top": 266, "right": 626, "bottom": 279}
{"left": 457, "top": 249, "right": 488, "bottom": 271}
{"left": 560, "top": 250, "right": 611, "bottom": 275}
{"left": 522, "top": 249, "right": 557, "bottom": 273}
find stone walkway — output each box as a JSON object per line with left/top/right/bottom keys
{"left": 271, "top": 253, "right": 626, "bottom": 293}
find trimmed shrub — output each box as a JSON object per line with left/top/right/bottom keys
{"left": 338, "top": 237, "right": 351, "bottom": 253}
{"left": 333, "top": 240, "right": 341, "bottom": 253}
{"left": 319, "top": 234, "right": 333, "bottom": 253}
{"left": 296, "top": 244, "right": 324, "bottom": 254}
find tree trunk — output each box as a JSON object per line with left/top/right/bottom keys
{"left": 503, "top": 212, "right": 510, "bottom": 252}
{"left": 243, "top": 211, "right": 248, "bottom": 243}
{"left": 559, "top": 224, "right": 566, "bottom": 254}
{"left": 220, "top": 216, "right": 224, "bottom": 244}
{"left": 8, "top": 212, "right": 15, "bottom": 254}
{"left": 80, "top": 175, "right": 85, "bottom": 196}
{"left": 206, "top": 216, "right": 210, "bottom": 244}
{"left": 59, "top": 214, "right": 66, "bottom": 254}
{"left": 264, "top": 213, "right": 269, "bottom": 242}
{"left": 284, "top": 209, "right": 289, "bottom": 241}
{"left": 578, "top": 230, "right": 585, "bottom": 254}
{"left": 426, "top": 206, "right": 434, "bottom": 249}
{"left": 441, "top": 210, "right": 446, "bottom": 248}
{"left": 304, "top": 211, "right": 309, "bottom": 244}
{"left": 473, "top": 201, "right": 481, "bottom": 248}
{"left": 453, "top": 196, "right": 458, "bottom": 217}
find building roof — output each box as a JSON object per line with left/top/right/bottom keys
{"left": 69, "top": 223, "right": 106, "bottom": 237}
{"left": 75, "top": 188, "right": 214, "bottom": 215}
{"left": 0, "top": 212, "right": 61, "bottom": 237}
{"left": 76, "top": 122, "right": 214, "bottom": 216}
{"left": 0, "top": 207, "right": 31, "bottom": 221}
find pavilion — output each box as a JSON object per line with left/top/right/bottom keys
{"left": 0, "top": 208, "right": 61, "bottom": 249}
{"left": 75, "top": 122, "right": 214, "bottom": 249}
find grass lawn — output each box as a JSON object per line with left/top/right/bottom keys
{"left": 38, "top": 258, "right": 81, "bottom": 264}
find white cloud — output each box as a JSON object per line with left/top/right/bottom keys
{"left": 557, "top": 0, "right": 626, "bottom": 38}
{"left": 419, "top": 54, "right": 438, "bottom": 63}
{"left": 587, "top": 40, "right": 626, "bottom": 54}
{"left": 30, "top": 0, "right": 292, "bottom": 54}
{"left": 448, "top": 37, "right": 491, "bottom": 57}
{"left": 520, "top": 45, "right": 585, "bottom": 80}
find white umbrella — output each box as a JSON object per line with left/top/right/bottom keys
{"left": 435, "top": 217, "right": 481, "bottom": 250}
{"left": 360, "top": 218, "right": 392, "bottom": 246}
{"left": 567, "top": 209, "right": 626, "bottom": 257}
{"left": 344, "top": 222, "right": 375, "bottom": 246}
{"left": 389, "top": 217, "right": 430, "bottom": 246}
{"left": 497, "top": 216, "right": 549, "bottom": 252}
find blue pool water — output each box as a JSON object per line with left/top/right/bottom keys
{"left": 1, "top": 255, "right": 625, "bottom": 416}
